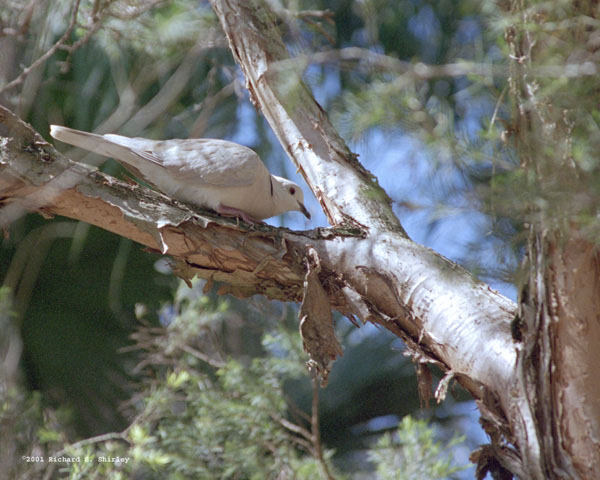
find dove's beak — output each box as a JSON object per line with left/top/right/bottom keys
{"left": 298, "top": 201, "right": 311, "bottom": 219}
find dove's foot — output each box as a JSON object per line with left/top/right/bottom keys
{"left": 216, "top": 204, "right": 264, "bottom": 225}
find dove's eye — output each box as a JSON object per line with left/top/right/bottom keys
{"left": 289, "top": 187, "right": 296, "bottom": 195}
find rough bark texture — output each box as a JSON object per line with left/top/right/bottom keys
{"left": 549, "top": 237, "right": 600, "bottom": 477}
{"left": 506, "top": 0, "right": 600, "bottom": 478}
{"left": 515, "top": 232, "right": 600, "bottom": 480}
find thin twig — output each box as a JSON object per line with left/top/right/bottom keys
{"left": 53, "top": 430, "right": 129, "bottom": 458}
{"left": 271, "top": 46, "right": 599, "bottom": 80}
{"left": 189, "top": 80, "right": 236, "bottom": 137}
{"left": 487, "top": 84, "right": 509, "bottom": 223}
{"left": 0, "top": 0, "right": 82, "bottom": 94}
{"left": 276, "top": 415, "right": 313, "bottom": 441}
{"left": 488, "top": 84, "right": 508, "bottom": 135}
{"left": 108, "top": 0, "right": 167, "bottom": 20}
{"left": 295, "top": 10, "right": 335, "bottom": 23}
{"left": 19, "top": 0, "right": 37, "bottom": 36}
{"left": 59, "top": 17, "right": 104, "bottom": 73}
{"left": 302, "top": 16, "right": 335, "bottom": 46}
{"left": 274, "top": 417, "right": 315, "bottom": 453}
{"left": 178, "top": 343, "right": 227, "bottom": 368}
{"left": 311, "top": 378, "right": 335, "bottom": 480}
{"left": 125, "top": 42, "right": 204, "bottom": 133}
{"left": 284, "top": 391, "right": 312, "bottom": 424}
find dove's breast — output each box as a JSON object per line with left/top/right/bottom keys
{"left": 177, "top": 174, "right": 275, "bottom": 219}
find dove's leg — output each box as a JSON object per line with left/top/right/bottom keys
{"left": 216, "top": 204, "right": 263, "bottom": 224}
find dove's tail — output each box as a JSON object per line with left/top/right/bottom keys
{"left": 50, "top": 125, "right": 126, "bottom": 159}
{"left": 50, "top": 125, "right": 163, "bottom": 187}
{"left": 50, "top": 125, "right": 106, "bottom": 153}
{"left": 50, "top": 125, "right": 120, "bottom": 160}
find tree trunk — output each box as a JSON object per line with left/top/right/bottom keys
{"left": 506, "top": 0, "right": 600, "bottom": 477}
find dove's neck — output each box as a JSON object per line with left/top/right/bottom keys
{"left": 269, "top": 176, "right": 295, "bottom": 217}
{"left": 234, "top": 175, "right": 288, "bottom": 220}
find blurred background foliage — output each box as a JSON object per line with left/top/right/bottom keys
{"left": 2, "top": 0, "right": 598, "bottom": 478}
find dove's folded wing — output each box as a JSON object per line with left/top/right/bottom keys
{"left": 106, "top": 137, "right": 264, "bottom": 187}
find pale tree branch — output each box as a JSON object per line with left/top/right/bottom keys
{"left": 273, "top": 47, "right": 598, "bottom": 79}
{"left": 208, "top": 0, "right": 531, "bottom": 476}
{"left": 0, "top": 96, "right": 515, "bottom": 404}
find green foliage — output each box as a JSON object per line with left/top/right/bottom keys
{"left": 369, "top": 416, "right": 465, "bottom": 480}
{"left": 0, "top": 287, "right": 69, "bottom": 479}
{"left": 53, "top": 281, "right": 338, "bottom": 479}
{"left": 1, "top": 0, "right": 236, "bottom": 439}
{"left": 93, "top": 0, "right": 217, "bottom": 57}
{"left": 0, "top": 386, "right": 68, "bottom": 479}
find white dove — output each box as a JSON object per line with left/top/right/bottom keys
{"left": 49, "top": 125, "right": 310, "bottom": 223}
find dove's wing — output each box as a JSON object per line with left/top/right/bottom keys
{"left": 138, "top": 138, "right": 266, "bottom": 187}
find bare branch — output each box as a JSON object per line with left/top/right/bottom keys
{"left": 107, "top": 0, "right": 168, "bottom": 20}
{"left": 55, "top": 431, "right": 130, "bottom": 458}
{"left": 0, "top": 0, "right": 82, "bottom": 94}
{"left": 310, "top": 379, "right": 335, "bottom": 480}
{"left": 178, "top": 343, "right": 227, "bottom": 369}
{"left": 273, "top": 47, "right": 598, "bottom": 79}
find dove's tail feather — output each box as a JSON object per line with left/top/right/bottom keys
{"left": 50, "top": 125, "right": 164, "bottom": 188}
{"left": 49, "top": 125, "right": 141, "bottom": 164}
{"left": 50, "top": 125, "right": 110, "bottom": 155}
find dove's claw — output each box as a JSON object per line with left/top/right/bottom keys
{"left": 216, "top": 204, "right": 263, "bottom": 225}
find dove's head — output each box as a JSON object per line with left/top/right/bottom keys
{"left": 272, "top": 176, "right": 311, "bottom": 219}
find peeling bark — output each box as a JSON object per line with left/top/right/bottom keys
{"left": 299, "top": 248, "right": 343, "bottom": 387}
{"left": 505, "top": 0, "right": 600, "bottom": 477}
{"left": 549, "top": 237, "right": 600, "bottom": 477}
